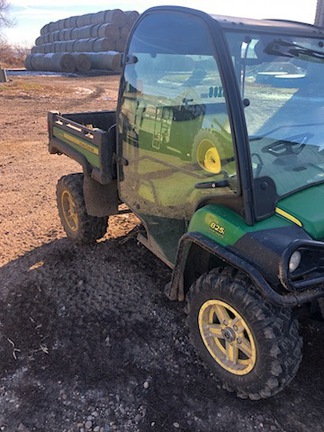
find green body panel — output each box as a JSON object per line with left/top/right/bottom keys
{"left": 188, "top": 204, "right": 293, "bottom": 247}
{"left": 277, "top": 183, "right": 324, "bottom": 240}
{"left": 53, "top": 126, "right": 100, "bottom": 169}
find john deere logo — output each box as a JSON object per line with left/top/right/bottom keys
{"left": 209, "top": 221, "right": 225, "bottom": 235}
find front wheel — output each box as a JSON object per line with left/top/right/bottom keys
{"left": 56, "top": 173, "right": 108, "bottom": 244}
{"left": 186, "top": 267, "right": 302, "bottom": 400}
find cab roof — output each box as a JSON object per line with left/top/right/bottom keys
{"left": 144, "top": 5, "right": 324, "bottom": 37}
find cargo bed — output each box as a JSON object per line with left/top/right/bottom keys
{"left": 48, "top": 110, "right": 117, "bottom": 184}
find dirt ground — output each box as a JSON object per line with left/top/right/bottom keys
{"left": 0, "top": 71, "right": 323, "bottom": 432}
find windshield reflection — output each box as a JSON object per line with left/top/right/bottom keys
{"left": 226, "top": 32, "right": 324, "bottom": 197}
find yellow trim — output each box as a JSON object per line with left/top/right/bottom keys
{"left": 62, "top": 133, "right": 99, "bottom": 155}
{"left": 275, "top": 207, "right": 303, "bottom": 227}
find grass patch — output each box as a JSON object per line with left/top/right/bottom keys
{"left": 0, "top": 78, "right": 74, "bottom": 97}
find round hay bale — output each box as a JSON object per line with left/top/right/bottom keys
{"left": 60, "top": 41, "right": 69, "bottom": 52}
{"left": 73, "top": 39, "right": 88, "bottom": 52}
{"left": 72, "top": 53, "right": 92, "bottom": 72}
{"left": 93, "top": 37, "right": 115, "bottom": 52}
{"left": 51, "top": 52, "right": 76, "bottom": 72}
{"left": 91, "top": 24, "right": 101, "bottom": 38}
{"left": 48, "top": 22, "right": 56, "bottom": 33}
{"left": 73, "top": 38, "right": 96, "bottom": 52}
{"left": 64, "top": 29, "right": 73, "bottom": 41}
{"left": 98, "top": 23, "right": 119, "bottom": 41}
{"left": 25, "top": 54, "right": 33, "bottom": 70}
{"left": 35, "top": 36, "right": 43, "bottom": 46}
{"left": 63, "top": 16, "right": 77, "bottom": 28}
{"left": 43, "top": 43, "right": 54, "bottom": 54}
{"left": 40, "top": 23, "right": 50, "bottom": 35}
{"left": 75, "top": 25, "right": 95, "bottom": 39}
{"left": 43, "top": 33, "right": 50, "bottom": 44}
{"left": 125, "top": 11, "right": 140, "bottom": 27}
{"left": 48, "top": 32, "right": 55, "bottom": 43}
{"left": 65, "top": 40, "right": 76, "bottom": 52}
{"left": 37, "top": 45, "right": 46, "bottom": 54}
{"left": 76, "top": 13, "right": 93, "bottom": 27}
{"left": 53, "top": 42, "right": 64, "bottom": 52}
{"left": 116, "top": 37, "right": 127, "bottom": 53}
{"left": 76, "top": 15, "right": 84, "bottom": 27}
{"left": 52, "top": 30, "right": 61, "bottom": 42}
{"left": 71, "top": 27, "right": 79, "bottom": 40}
{"left": 38, "top": 43, "right": 46, "bottom": 54}
{"left": 105, "top": 9, "right": 127, "bottom": 27}
{"left": 58, "top": 20, "right": 65, "bottom": 30}
{"left": 88, "top": 51, "right": 121, "bottom": 71}
{"left": 119, "top": 25, "right": 131, "bottom": 40}
{"left": 28, "top": 53, "right": 46, "bottom": 71}
{"left": 58, "top": 30, "right": 65, "bottom": 42}
{"left": 31, "top": 46, "right": 39, "bottom": 54}
{"left": 91, "top": 11, "right": 106, "bottom": 25}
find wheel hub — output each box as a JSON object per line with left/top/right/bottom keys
{"left": 198, "top": 299, "right": 257, "bottom": 375}
{"left": 221, "top": 327, "right": 236, "bottom": 342}
{"left": 61, "top": 190, "right": 78, "bottom": 232}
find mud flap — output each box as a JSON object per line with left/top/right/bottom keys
{"left": 83, "top": 175, "right": 119, "bottom": 217}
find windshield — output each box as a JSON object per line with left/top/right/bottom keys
{"left": 225, "top": 31, "right": 324, "bottom": 198}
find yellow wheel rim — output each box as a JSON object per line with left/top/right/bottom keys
{"left": 198, "top": 299, "right": 256, "bottom": 375}
{"left": 61, "top": 190, "right": 79, "bottom": 232}
{"left": 196, "top": 138, "right": 221, "bottom": 174}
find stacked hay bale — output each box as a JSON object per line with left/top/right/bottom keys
{"left": 25, "top": 9, "right": 139, "bottom": 73}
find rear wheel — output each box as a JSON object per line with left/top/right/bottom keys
{"left": 57, "top": 173, "right": 108, "bottom": 244}
{"left": 186, "top": 267, "right": 302, "bottom": 399}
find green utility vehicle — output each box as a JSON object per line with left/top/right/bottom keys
{"left": 48, "top": 6, "right": 324, "bottom": 399}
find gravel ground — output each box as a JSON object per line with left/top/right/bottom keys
{"left": 0, "top": 72, "right": 323, "bottom": 432}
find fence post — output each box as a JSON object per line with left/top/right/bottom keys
{"left": 0, "top": 67, "right": 8, "bottom": 83}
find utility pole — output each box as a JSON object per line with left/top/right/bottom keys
{"left": 315, "top": 0, "right": 324, "bottom": 25}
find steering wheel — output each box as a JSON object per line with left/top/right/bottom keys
{"left": 261, "top": 133, "right": 312, "bottom": 157}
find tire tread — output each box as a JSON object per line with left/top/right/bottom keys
{"left": 186, "top": 267, "right": 302, "bottom": 400}
{"left": 57, "top": 173, "right": 108, "bottom": 244}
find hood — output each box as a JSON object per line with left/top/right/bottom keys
{"left": 276, "top": 183, "right": 324, "bottom": 240}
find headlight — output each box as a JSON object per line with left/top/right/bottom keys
{"left": 289, "top": 251, "right": 301, "bottom": 273}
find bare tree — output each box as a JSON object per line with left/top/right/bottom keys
{"left": 0, "top": 1, "right": 23, "bottom": 67}
{"left": 0, "top": 0, "right": 13, "bottom": 29}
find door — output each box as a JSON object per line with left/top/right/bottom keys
{"left": 118, "top": 10, "right": 238, "bottom": 265}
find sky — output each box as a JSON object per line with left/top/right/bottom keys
{"left": 3, "top": 0, "right": 318, "bottom": 47}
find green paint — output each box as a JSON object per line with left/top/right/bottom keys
{"left": 277, "top": 183, "right": 324, "bottom": 240}
{"left": 53, "top": 127, "right": 100, "bottom": 168}
{"left": 188, "top": 204, "right": 293, "bottom": 247}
